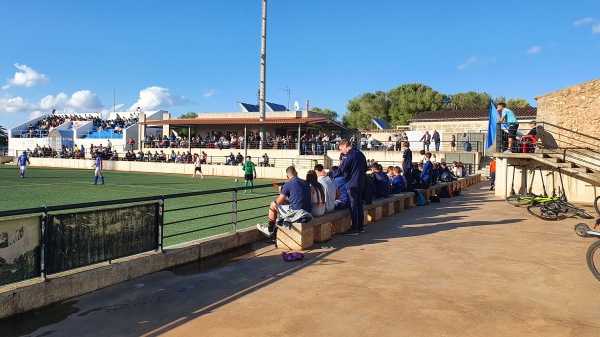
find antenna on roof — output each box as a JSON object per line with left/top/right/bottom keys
{"left": 279, "top": 86, "right": 290, "bottom": 110}
{"left": 294, "top": 101, "right": 300, "bottom": 111}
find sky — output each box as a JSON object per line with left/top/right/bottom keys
{"left": 1, "top": 0, "right": 599, "bottom": 129}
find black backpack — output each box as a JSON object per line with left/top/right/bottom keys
{"left": 439, "top": 186, "right": 452, "bottom": 198}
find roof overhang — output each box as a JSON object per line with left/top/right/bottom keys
{"left": 140, "top": 117, "right": 348, "bottom": 130}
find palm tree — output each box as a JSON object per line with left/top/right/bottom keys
{"left": 0, "top": 125, "right": 7, "bottom": 146}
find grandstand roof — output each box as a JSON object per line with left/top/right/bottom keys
{"left": 141, "top": 117, "right": 347, "bottom": 129}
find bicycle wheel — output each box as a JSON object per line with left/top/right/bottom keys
{"left": 595, "top": 196, "right": 600, "bottom": 215}
{"left": 575, "top": 223, "right": 590, "bottom": 237}
{"left": 527, "top": 204, "right": 559, "bottom": 221}
{"left": 506, "top": 194, "right": 533, "bottom": 207}
{"left": 575, "top": 208, "right": 595, "bottom": 219}
{"left": 586, "top": 240, "right": 600, "bottom": 282}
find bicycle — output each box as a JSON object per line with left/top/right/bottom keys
{"left": 573, "top": 219, "right": 600, "bottom": 282}
{"left": 505, "top": 165, "right": 538, "bottom": 206}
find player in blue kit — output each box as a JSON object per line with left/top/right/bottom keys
{"left": 92, "top": 151, "right": 105, "bottom": 185}
{"left": 18, "top": 151, "right": 31, "bottom": 178}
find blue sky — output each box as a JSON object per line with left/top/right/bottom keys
{"left": 1, "top": 0, "right": 599, "bottom": 128}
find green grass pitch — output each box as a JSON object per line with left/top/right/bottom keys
{"left": 0, "top": 166, "right": 282, "bottom": 247}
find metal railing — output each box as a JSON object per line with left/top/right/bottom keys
{"left": 495, "top": 121, "right": 600, "bottom": 170}
{"left": 0, "top": 183, "right": 282, "bottom": 286}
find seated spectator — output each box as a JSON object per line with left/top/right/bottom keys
{"left": 363, "top": 173, "right": 375, "bottom": 205}
{"left": 331, "top": 165, "right": 348, "bottom": 210}
{"left": 387, "top": 165, "right": 396, "bottom": 180}
{"left": 431, "top": 162, "right": 441, "bottom": 184}
{"left": 451, "top": 161, "right": 463, "bottom": 178}
{"left": 175, "top": 153, "right": 183, "bottom": 163}
{"left": 256, "top": 166, "right": 312, "bottom": 238}
{"left": 391, "top": 166, "right": 406, "bottom": 194}
{"left": 371, "top": 163, "right": 390, "bottom": 198}
{"left": 125, "top": 151, "right": 136, "bottom": 161}
{"left": 235, "top": 152, "right": 244, "bottom": 165}
{"left": 306, "top": 170, "right": 326, "bottom": 217}
{"left": 137, "top": 150, "right": 145, "bottom": 161}
{"left": 110, "top": 150, "right": 119, "bottom": 161}
{"left": 410, "top": 163, "right": 422, "bottom": 190}
{"left": 419, "top": 149, "right": 426, "bottom": 164}
{"left": 260, "top": 153, "right": 270, "bottom": 167}
{"left": 201, "top": 151, "right": 207, "bottom": 164}
{"left": 169, "top": 150, "right": 177, "bottom": 162}
{"left": 386, "top": 136, "right": 394, "bottom": 151}
{"left": 314, "top": 164, "right": 339, "bottom": 213}
{"left": 226, "top": 152, "right": 235, "bottom": 165}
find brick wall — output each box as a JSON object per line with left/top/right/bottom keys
{"left": 535, "top": 78, "right": 600, "bottom": 149}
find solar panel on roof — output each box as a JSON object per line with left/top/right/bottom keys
{"left": 372, "top": 118, "right": 391, "bottom": 130}
{"left": 239, "top": 102, "right": 260, "bottom": 112}
{"left": 266, "top": 102, "right": 288, "bottom": 112}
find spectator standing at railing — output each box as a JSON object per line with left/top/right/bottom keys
{"left": 127, "top": 137, "right": 135, "bottom": 151}
{"left": 242, "top": 156, "right": 257, "bottom": 194}
{"left": 461, "top": 133, "right": 470, "bottom": 151}
{"left": 18, "top": 151, "right": 31, "bottom": 178}
{"left": 420, "top": 131, "right": 431, "bottom": 151}
{"left": 314, "top": 164, "right": 339, "bottom": 213}
{"left": 497, "top": 102, "right": 519, "bottom": 153}
{"left": 328, "top": 139, "right": 368, "bottom": 235}
{"left": 322, "top": 133, "right": 330, "bottom": 153}
{"left": 360, "top": 134, "right": 367, "bottom": 151}
{"left": 451, "top": 135, "right": 456, "bottom": 152}
{"left": 386, "top": 136, "right": 394, "bottom": 151}
{"left": 107, "top": 140, "right": 112, "bottom": 152}
{"left": 367, "top": 134, "right": 374, "bottom": 150}
{"left": 432, "top": 130, "right": 441, "bottom": 151}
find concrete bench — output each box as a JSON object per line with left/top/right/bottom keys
{"left": 364, "top": 193, "right": 415, "bottom": 223}
{"left": 275, "top": 192, "right": 415, "bottom": 251}
{"left": 276, "top": 209, "right": 350, "bottom": 251}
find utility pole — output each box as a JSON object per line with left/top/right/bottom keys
{"left": 259, "top": 0, "right": 267, "bottom": 149}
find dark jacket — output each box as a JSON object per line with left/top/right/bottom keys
{"left": 328, "top": 148, "right": 367, "bottom": 190}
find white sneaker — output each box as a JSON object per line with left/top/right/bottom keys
{"left": 503, "top": 149, "right": 512, "bottom": 153}
{"left": 256, "top": 224, "right": 273, "bottom": 237}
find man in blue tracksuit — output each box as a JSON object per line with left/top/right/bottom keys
{"left": 328, "top": 140, "right": 368, "bottom": 235}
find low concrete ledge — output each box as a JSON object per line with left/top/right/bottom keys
{"left": 0, "top": 227, "right": 264, "bottom": 320}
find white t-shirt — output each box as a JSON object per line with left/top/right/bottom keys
{"left": 310, "top": 187, "right": 326, "bottom": 216}
{"left": 318, "top": 175, "right": 337, "bottom": 213}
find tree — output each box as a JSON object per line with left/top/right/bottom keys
{"left": 506, "top": 98, "right": 531, "bottom": 109}
{"left": 179, "top": 112, "right": 198, "bottom": 119}
{"left": 0, "top": 125, "right": 7, "bottom": 146}
{"left": 342, "top": 91, "right": 390, "bottom": 129}
{"left": 311, "top": 106, "right": 339, "bottom": 120}
{"left": 387, "top": 83, "right": 445, "bottom": 126}
{"left": 448, "top": 91, "right": 492, "bottom": 110}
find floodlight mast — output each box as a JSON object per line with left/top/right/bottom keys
{"left": 258, "top": 0, "right": 267, "bottom": 149}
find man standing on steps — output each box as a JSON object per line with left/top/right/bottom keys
{"left": 328, "top": 139, "right": 368, "bottom": 235}
{"left": 497, "top": 102, "right": 519, "bottom": 153}
{"left": 242, "top": 156, "right": 257, "bottom": 193}
{"left": 191, "top": 153, "right": 204, "bottom": 180}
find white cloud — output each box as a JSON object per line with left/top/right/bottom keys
{"left": 574, "top": 18, "right": 593, "bottom": 26}
{"left": 4, "top": 63, "right": 49, "bottom": 89}
{"left": 0, "top": 90, "right": 103, "bottom": 116}
{"left": 457, "top": 56, "right": 496, "bottom": 71}
{"left": 458, "top": 56, "right": 477, "bottom": 71}
{"left": 29, "top": 111, "right": 44, "bottom": 120}
{"left": 128, "top": 86, "right": 190, "bottom": 111}
{"left": 527, "top": 46, "right": 541, "bottom": 54}
{"left": 203, "top": 89, "right": 216, "bottom": 98}
{"left": 593, "top": 24, "right": 600, "bottom": 34}
{"left": 0, "top": 96, "right": 36, "bottom": 113}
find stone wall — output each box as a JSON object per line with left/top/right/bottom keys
{"left": 535, "top": 78, "right": 600, "bottom": 149}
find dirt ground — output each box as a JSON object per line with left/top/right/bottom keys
{"left": 4, "top": 181, "right": 600, "bottom": 337}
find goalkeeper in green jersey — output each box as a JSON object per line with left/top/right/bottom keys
{"left": 242, "top": 156, "right": 257, "bottom": 193}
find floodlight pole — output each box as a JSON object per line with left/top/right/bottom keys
{"left": 258, "top": 0, "right": 267, "bottom": 150}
